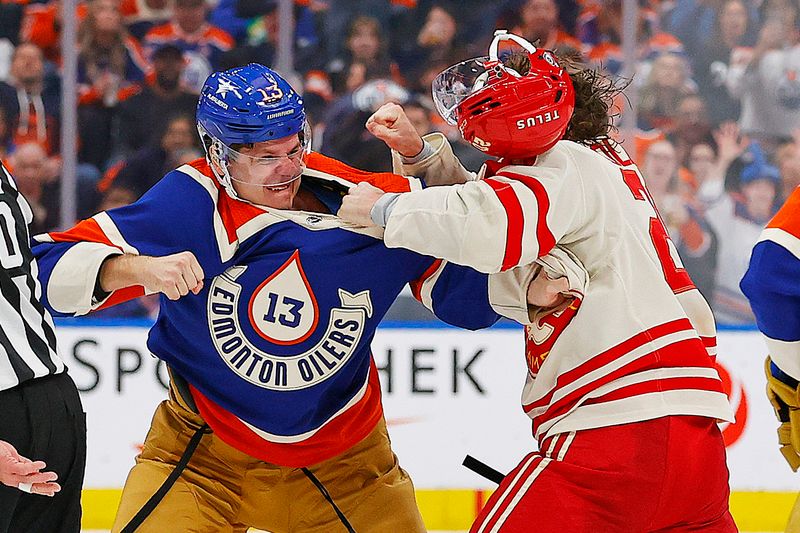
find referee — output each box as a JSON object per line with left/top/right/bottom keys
{"left": 0, "top": 160, "right": 86, "bottom": 533}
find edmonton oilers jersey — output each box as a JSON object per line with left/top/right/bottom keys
{"left": 741, "top": 187, "right": 800, "bottom": 381}
{"left": 32, "top": 154, "right": 499, "bottom": 466}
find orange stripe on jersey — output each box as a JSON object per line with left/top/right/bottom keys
{"left": 48, "top": 218, "right": 117, "bottom": 248}
{"left": 96, "top": 286, "right": 146, "bottom": 310}
{"left": 204, "top": 26, "right": 235, "bottom": 49}
{"left": 186, "top": 158, "right": 263, "bottom": 245}
{"left": 305, "top": 152, "right": 412, "bottom": 193}
{"left": 767, "top": 187, "right": 800, "bottom": 239}
{"left": 145, "top": 22, "right": 175, "bottom": 38}
{"left": 185, "top": 154, "right": 415, "bottom": 244}
{"left": 189, "top": 359, "right": 385, "bottom": 467}
{"left": 409, "top": 259, "right": 442, "bottom": 302}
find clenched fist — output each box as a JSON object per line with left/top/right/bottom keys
{"left": 366, "top": 103, "right": 425, "bottom": 157}
{"left": 100, "top": 251, "right": 205, "bottom": 301}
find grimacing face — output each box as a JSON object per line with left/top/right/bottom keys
{"left": 223, "top": 134, "right": 305, "bottom": 209}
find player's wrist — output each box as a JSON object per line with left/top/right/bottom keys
{"left": 400, "top": 139, "right": 434, "bottom": 164}
{"left": 370, "top": 193, "right": 401, "bottom": 227}
{"left": 399, "top": 137, "right": 426, "bottom": 159}
{"left": 99, "top": 254, "right": 150, "bottom": 292}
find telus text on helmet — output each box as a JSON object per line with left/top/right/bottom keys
{"left": 516, "top": 110, "right": 560, "bottom": 129}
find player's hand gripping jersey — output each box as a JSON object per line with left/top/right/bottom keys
{"left": 31, "top": 154, "right": 499, "bottom": 467}
{"left": 741, "top": 187, "right": 800, "bottom": 470}
{"left": 388, "top": 133, "right": 733, "bottom": 440}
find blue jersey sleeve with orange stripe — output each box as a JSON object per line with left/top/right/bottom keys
{"left": 742, "top": 240, "right": 800, "bottom": 339}
{"left": 741, "top": 187, "right": 800, "bottom": 378}
{"left": 742, "top": 188, "right": 800, "bottom": 341}
{"left": 33, "top": 169, "right": 224, "bottom": 316}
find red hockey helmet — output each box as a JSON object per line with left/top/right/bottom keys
{"left": 432, "top": 30, "right": 575, "bottom": 160}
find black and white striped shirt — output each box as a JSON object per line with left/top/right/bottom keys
{"left": 0, "top": 160, "right": 64, "bottom": 391}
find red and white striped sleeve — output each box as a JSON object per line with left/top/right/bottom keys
{"left": 382, "top": 162, "right": 583, "bottom": 274}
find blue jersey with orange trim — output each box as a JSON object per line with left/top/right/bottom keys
{"left": 741, "top": 187, "right": 800, "bottom": 379}
{"left": 32, "top": 155, "right": 499, "bottom": 466}
{"left": 143, "top": 21, "right": 234, "bottom": 69}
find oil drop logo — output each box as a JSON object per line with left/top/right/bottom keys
{"left": 248, "top": 250, "right": 319, "bottom": 345}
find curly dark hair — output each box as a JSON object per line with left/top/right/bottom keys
{"left": 503, "top": 51, "right": 627, "bottom": 144}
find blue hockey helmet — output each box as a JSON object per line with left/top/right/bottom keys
{"left": 196, "top": 64, "right": 311, "bottom": 198}
{"left": 197, "top": 63, "right": 306, "bottom": 145}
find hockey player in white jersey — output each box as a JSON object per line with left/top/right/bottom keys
{"left": 339, "top": 31, "right": 737, "bottom": 532}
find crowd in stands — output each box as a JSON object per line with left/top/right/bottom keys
{"left": 0, "top": 0, "right": 796, "bottom": 325}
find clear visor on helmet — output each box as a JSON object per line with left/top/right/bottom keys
{"left": 432, "top": 57, "right": 494, "bottom": 126}
{"left": 223, "top": 121, "right": 312, "bottom": 189}
{"left": 432, "top": 57, "right": 524, "bottom": 126}
{"left": 432, "top": 30, "right": 537, "bottom": 126}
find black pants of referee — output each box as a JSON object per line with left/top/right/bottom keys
{"left": 0, "top": 372, "right": 86, "bottom": 533}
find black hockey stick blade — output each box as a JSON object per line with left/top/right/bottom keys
{"left": 463, "top": 455, "right": 506, "bottom": 485}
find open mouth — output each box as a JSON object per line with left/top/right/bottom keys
{"left": 265, "top": 183, "right": 293, "bottom": 192}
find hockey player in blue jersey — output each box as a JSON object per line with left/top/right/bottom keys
{"left": 31, "top": 64, "right": 503, "bottom": 532}
{"left": 741, "top": 187, "right": 800, "bottom": 531}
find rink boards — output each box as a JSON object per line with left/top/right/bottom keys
{"left": 52, "top": 321, "right": 798, "bottom": 531}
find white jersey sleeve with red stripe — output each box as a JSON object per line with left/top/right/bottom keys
{"left": 390, "top": 136, "right": 733, "bottom": 440}
{"left": 385, "top": 135, "right": 583, "bottom": 274}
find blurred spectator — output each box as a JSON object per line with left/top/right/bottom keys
{"left": 7, "top": 142, "right": 59, "bottom": 234}
{"left": 319, "top": 0, "right": 392, "bottom": 65}
{"left": 403, "top": 98, "right": 433, "bottom": 138}
{"left": 637, "top": 52, "right": 697, "bottom": 131}
{"left": 667, "top": 0, "right": 758, "bottom": 58}
{"left": 667, "top": 94, "right": 713, "bottom": 167}
{"left": 643, "top": 139, "right": 718, "bottom": 299}
{"left": 122, "top": 0, "right": 174, "bottom": 40}
{"left": 776, "top": 135, "right": 800, "bottom": 201}
{"left": 0, "top": 43, "right": 61, "bottom": 155}
{"left": 0, "top": 39, "right": 12, "bottom": 82}
{"left": 0, "top": 106, "right": 11, "bottom": 159}
{"left": 20, "top": 1, "right": 90, "bottom": 65}
{"left": 144, "top": 0, "right": 235, "bottom": 92}
{"left": 110, "top": 114, "right": 198, "bottom": 198}
{"left": 393, "top": 2, "right": 466, "bottom": 87}
{"left": 692, "top": 0, "right": 751, "bottom": 124}
{"left": 77, "top": 0, "right": 151, "bottom": 168}
{"left": 321, "top": 77, "right": 409, "bottom": 171}
{"left": 327, "top": 16, "right": 395, "bottom": 96}
{"left": 98, "top": 181, "right": 138, "bottom": 210}
{"left": 0, "top": 1, "right": 23, "bottom": 48}
{"left": 498, "top": 0, "right": 579, "bottom": 36}
{"left": 705, "top": 142, "right": 780, "bottom": 324}
{"left": 580, "top": 0, "right": 685, "bottom": 78}
{"left": 510, "top": 0, "right": 582, "bottom": 52}
{"left": 115, "top": 44, "right": 198, "bottom": 154}
{"left": 727, "top": 10, "right": 800, "bottom": 146}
